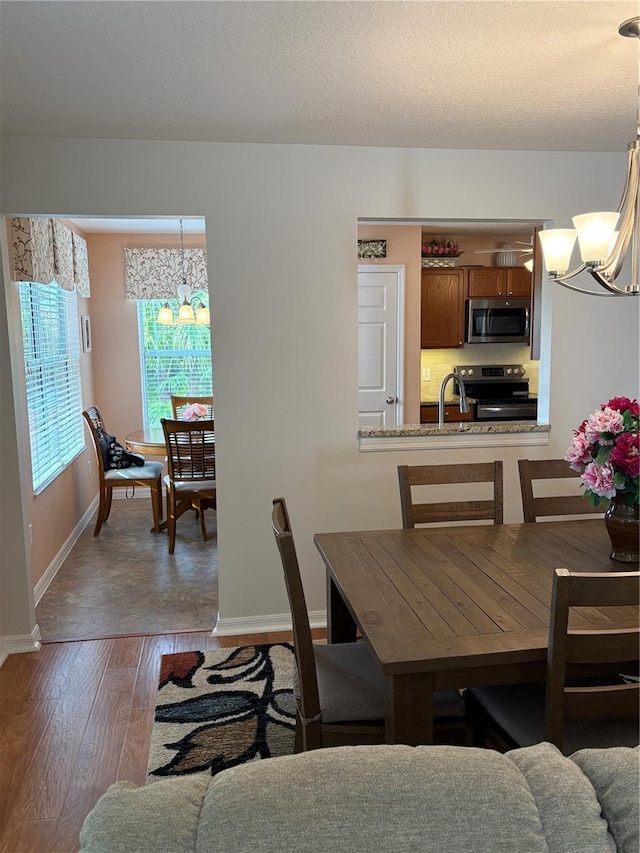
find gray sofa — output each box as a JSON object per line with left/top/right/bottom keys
{"left": 80, "top": 742, "right": 638, "bottom": 853}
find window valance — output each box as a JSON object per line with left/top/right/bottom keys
{"left": 124, "top": 247, "right": 208, "bottom": 300}
{"left": 11, "top": 217, "right": 91, "bottom": 297}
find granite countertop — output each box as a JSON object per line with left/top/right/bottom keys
{"left": 359, "top": 421, "right": 551, "bottom": 438}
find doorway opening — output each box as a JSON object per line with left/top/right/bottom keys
{"left": 10, "top": 214, "right": 218, "bottom": 641}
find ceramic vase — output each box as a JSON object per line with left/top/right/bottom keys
{"left": 604, "top": 493, "right": 640, "bottom": 564}
{"left": 495, "top": 244, "right": 517, "bottom": 267}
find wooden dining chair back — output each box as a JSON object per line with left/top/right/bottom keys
{"left": 518, "top": 458, "right": 606, "bottom": 522}
{"left": 271, "top": 497, "right": 323, "bottom": 741}
{"left": 398, "top": 461, "right": 504, "bottom": 527}
{"left": 161, "top": 418, "right": 216, "bottom": 554}
{"left": 545, "top": 569, "right": 640, "bottom": 751}
{"left": 170, "top": 395, "right": 214, "bottom": 419}
{"left": 468, "top": 569, "right": 640, "bottom": 754}
{"left": 271, "top": 497, "right": 470, "bottom": 751}
{"left": 82, "top": 407, "right": 163, "bottom": 536}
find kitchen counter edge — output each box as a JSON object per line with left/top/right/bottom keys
{"left": 358, "top": 421, "right": 550, "bottom": 452}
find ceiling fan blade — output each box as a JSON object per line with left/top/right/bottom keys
{"left": 474, "top": 248, "right": 533, "bottom": 254}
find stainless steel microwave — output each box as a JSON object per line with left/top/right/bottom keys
{"left": 465, "top": 298, "right": 530, "bottom": 344}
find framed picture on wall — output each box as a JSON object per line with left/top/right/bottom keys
{"left": 81, "top": 315, "right": 92, "bottom": 353}
{"left": 357, "top": 239, "right": 387, "bottom": 259}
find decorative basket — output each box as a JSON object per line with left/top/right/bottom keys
{"left": 421, "top": 257, "right": 460, "bottom": 268}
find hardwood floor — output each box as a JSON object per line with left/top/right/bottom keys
{"left": 0, "top": 629, "right": 320, "bottom": 853}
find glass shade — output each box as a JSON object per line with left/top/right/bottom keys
{"left": 572, "top": 212, "right": 620, "bottom": 264}
{"left": 196, "top": 305, "right": 210, "bottom": 325}
{"left": 523, "top": 259, "right": 534, "bottom": 272}
{"left": 538, "top": 229, "right": 578, "bottom": 275}
{"left": 177, "top": 299, "right": 196, "bottom": 324}
{"left": 157, "top": 302, "right": 174, "bottom": 325}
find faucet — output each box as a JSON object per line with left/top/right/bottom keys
{"left": 438, "top": 373, "right": 469, "bottom": 428}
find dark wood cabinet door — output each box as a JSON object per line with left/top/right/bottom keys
{"left": 420, "top": 270, "right": 465, "bottom": 348}
{"left": 468, "top": 267, "right": 507, "bottom": 297}
{"left": 420, "top": 405, "right": 474, "bottom": 424}
{"left": 507, "top": 267, "right": 532, "bottom": 296}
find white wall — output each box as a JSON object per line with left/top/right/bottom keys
{"left": 1, "top": 137, "right": 638, "bottom": 643}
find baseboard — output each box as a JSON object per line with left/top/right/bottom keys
{"left": 34, "top": 497, "right": 99, "bottom": 604}
{"left": 0, "top": 624, "right": 41, "bottom": 667}
{"left": 212, "top": 610, "right": 327, "bottom": 637}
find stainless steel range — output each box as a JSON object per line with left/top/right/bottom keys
{"left": 453, "top": 364, "right": 538, "bottom": 422}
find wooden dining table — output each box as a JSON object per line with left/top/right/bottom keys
{"left": 125, "top": 427, "right": 166, "bottom": 456}
{"left": 314, "top": 519, "right": 638, "bottom": 746}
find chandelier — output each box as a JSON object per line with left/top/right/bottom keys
{"left": 538, "top": 16, "right": 639, "bottom": 297}
{"left": 157, "top": 219, "right": 210, "bottom": 325}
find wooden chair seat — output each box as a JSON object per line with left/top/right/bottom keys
{"left": 468, "top": 679, "right": 639, "bottom": 754}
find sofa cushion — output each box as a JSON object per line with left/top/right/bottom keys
{"left": 79, "top": 776, "right": 210, "bottom": 853}
{"left": 197, "top": 744, "right": 551, "bottom": 853}
{"left": 79, "top": 743, "right": 636, "bottom": 853}
{"left": 507, "top": 742, "right": 616, "bottom": 853}
{"left": 570, "top": 747, "right": 639, "bottom": 853}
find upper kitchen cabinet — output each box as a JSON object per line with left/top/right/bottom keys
{"left": 468, "top": 266, "right": 531, "bottom": 298}
{"left": 505, "top": 267, "right": 532, "bottom": 297}
{"left": 421, "top": 268, "right": 465, "bottom": 348}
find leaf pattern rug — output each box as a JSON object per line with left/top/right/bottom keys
{"left": 147, "top": 643, "right": 296, "bottom": 783}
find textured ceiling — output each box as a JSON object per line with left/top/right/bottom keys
{"left": 1, "top": 0, "right": 638, "bottom": 153}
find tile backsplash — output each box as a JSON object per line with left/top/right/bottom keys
{"left": 421, "top": 345, "right": 538, "bottom": 401}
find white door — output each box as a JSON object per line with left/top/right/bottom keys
{"left": 357, "top": 265, "right": 404, "bottom": 428}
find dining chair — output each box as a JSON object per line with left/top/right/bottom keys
{"left": 466, "top": 569, "right": 640, "bottom": 755}
{"left": 397, "top": 461, "right": 504, "bottom": 527}
{"left": 170, "top": 395, "right": 214, "bottom": 419}
{"left": 271, "top": 497, "right": 469, "bottom": 751}
{"left": 161, "top": 418, "right": 216, "bottom": 554}
{"left": 518, "top": 458, "right": 607, "bottom": 522}
{"left": 82, "top": 406, "right": 163, "bottom": 536}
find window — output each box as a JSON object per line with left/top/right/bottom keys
{"left": 19, "top": 281, "right": 84, "bottom": 493}
{"left": 137, "top": 294, "right": 213, "bottom": 428}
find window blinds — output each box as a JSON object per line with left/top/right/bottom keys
{"left": 19, "top": 281, "right": 84, "bottom": 493}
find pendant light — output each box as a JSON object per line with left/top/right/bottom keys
{"left": 538, "top": 17, "right": 639, "bottom": 297}
{"left": 157, "top": 219, "right": 210, "bottom": 324}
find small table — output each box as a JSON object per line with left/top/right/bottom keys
{"left": 125, "top": 428, "right": 166, "bottom": 457}
{"left": 314, "top": 519, "right": 636, "bottom": 746}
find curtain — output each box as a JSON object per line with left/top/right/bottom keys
{"left": 11, "top": 217, "right": 91, "bottom": 297}
{"left": 124, "top": 247, "right": 208, "bottom": 299}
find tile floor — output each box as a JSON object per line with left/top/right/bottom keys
{"left": 36, "top": 498, "right": 218, "bottom": 642}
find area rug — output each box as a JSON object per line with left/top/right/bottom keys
{"left": 146, "top": 643, "right": 296, "bottom": 782}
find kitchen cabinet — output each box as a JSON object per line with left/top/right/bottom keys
{"left": 420, "top": 269, "right": 466, "bottom": 348}
{"left": 468, "top": 266, "right": 532, "bottom": 298}
{"left": 420, "top": 404, "right": 474, "bottom": 424}
{"left": 505, "top": 267, "right": 532, "bottom": 296}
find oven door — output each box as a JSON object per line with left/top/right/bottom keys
{"left": 475, "top": 400, "right": 538, "bottom": 421}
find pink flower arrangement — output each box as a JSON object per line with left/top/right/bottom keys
{"left": 421, "top": 238, "right": 463, "bottom": 258}
{"left": 565, "top": 397, "right": 640, "bottom": 507}
{"left": 180, "top": 403, "right": 210, "bottom": 421}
